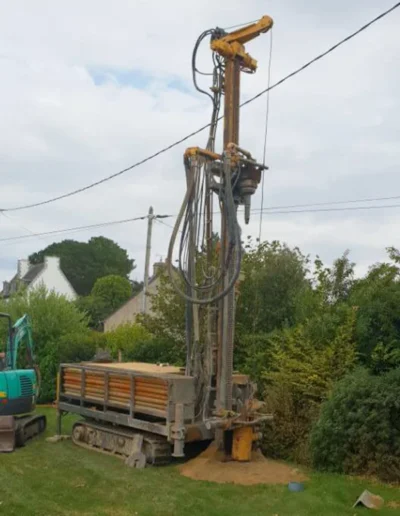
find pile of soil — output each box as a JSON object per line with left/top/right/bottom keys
{"left": 179, "top": 443, "right": 308, "bottom": 486}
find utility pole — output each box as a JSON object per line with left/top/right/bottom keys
{"left": 142, "top": 206, "right": 154, "bottom": 314}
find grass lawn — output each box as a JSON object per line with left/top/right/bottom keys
{"left": 0, "top": 408, "right": 399, "bottom": 516}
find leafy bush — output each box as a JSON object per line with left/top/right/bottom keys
{"left": 0, "top": 287, "right": 88, "bottom": 349}
{"left": 235, "top": 333, "right": 275, "bottom": 380}
{"left": 0, "top": 287, "right": 91, "bottom": 402}
{"left": 311, "top": 367, "right": 400, "bottom": 482}
{"left": 40, "top": 331, "right": 108, "bottom": 401}
{"left": 104, "top": 323, "right": 184, "bottom": 365}
{"left": 104, "top": 323, "right": 152, "bottom": 359}
{"left": 259, "top": 307, "right": 357, "bottom": 463}
{"left": 349, "top": 260, "right": 400, "bottom": 368}
{"left": 138, "top": 269, "right": 186, "bottom": 346}
{"left": 124, "top": 336, "right": 185, "bottom": 365}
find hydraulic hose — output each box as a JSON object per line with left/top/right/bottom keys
{"left": 167, "top": 157, "right": 242, "bottom": 305}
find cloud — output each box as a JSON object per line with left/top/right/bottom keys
{"left": 0, "top": 0, "right": 399, "bottom": 285}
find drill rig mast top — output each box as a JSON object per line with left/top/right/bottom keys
{"left": 168, "top": 15, "right": 273, "bottom": 453}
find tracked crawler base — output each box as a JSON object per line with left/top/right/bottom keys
{"left": 72, "top": 420, "right": 171, "bottom": 468}
{"left": 56, "top": 362, "right": 269, "bottom": 468}
{"left": 0, "top": 414, "right": 46, "bottom": 452}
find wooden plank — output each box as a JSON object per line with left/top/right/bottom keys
{"left": 81, "top": 361, "right": 184, "bottom": 375}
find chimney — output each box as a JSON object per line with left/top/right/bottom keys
{"left": 45, "top": 256, "right": 60, "bottom": 268}
{"left": 2, "top": 281, "right": 9, "bottom": 297}
{"left": 17, "top": 259, "right": 30, "bottom": 279}
{"left": 152, "top": 262, "right": 165, "bottom": 277}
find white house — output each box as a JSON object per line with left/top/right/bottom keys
{"left": 1, "top": 256, "right": 77, "bottom": 301}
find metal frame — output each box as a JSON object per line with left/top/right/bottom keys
{"left": 57, "top": 363, "right": 199, "bottom": 449}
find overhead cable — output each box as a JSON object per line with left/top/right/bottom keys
{"left": 254, "top": 203, "right": 400, "bottom": 215}
{"left": 0, "top": 213, "right": 173, "bottom": 243}
{"left": 2, "top": 200, "right": 400, "bottom": 246}
{"left": 1, "top": 2, "right": 398, "bottom": 213}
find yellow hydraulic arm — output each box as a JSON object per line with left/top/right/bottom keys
{"left": 211, "top": 16, "right": 273, "bottom": 73}
{"left": 210, "top": 16, "right": 273, "bottom": 149}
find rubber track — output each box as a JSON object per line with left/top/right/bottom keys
{"left": 71, "top": 420, "right": 171, "bottom": 466}
{"left": 15, "top": 414, "right": 47, "bottom": 447}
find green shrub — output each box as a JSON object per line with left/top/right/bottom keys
{"left": 40, "top": 331, "right": 107, "bottom": 402}
{"left": 0, "top": 288, "right": 91, "bottom": 403}
{"left": 260, "top": 308, "right": 357, "bottom": 463}
{"left": 311, "top": 367, "right": 400, "bottom": 481}
{"left": 104, "top": 323, "right": 152, "bottom": 359}
{"left": 104, "top": 323, "right": 184, "bottom": 365}
{"left": 124, "top": 336, "right": 184, "bottom": 365}
{"left": 235, "top": 333, "right": 275, "bottom": 378}
{"left": 0, "top": 287, "right": 88, "bottom": 350}
{"left": 261, "top": 385, "right": 319, "bottom": 464}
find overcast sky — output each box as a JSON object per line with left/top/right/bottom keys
{"left": 0, "top": 0, "right": 398, "bottom": 285}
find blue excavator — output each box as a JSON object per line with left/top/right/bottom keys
{"left": 0, "top": 313, "right": 46, "bottom": 452}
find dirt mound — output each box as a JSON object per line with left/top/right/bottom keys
{"left": 179, "top": 443, "right": 308, "bottom": 486}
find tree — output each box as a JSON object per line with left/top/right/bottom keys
{"left": 77, "top": 275, "right": 133, "bottom": 328}
{"left": 236, "top": 239, "right": 311, "bottom": 335}
{"left": 139, "top": 267, "right": 186, "bottom": 346}
{"left": 29, "top": 236, "right": 135, "bottom": 296}
{"left": 312, "top": 250, "right": 355, "bottom": 305}
{"left": 349, "top": 251, "right": 400, "bottom": 369}
{"left": 92, "top": 275, "right": 132, "bottom": 310}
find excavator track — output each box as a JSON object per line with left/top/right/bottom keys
{"left": 15, "top": 414, "right": 47, "bottom": 447}
{"left": 71, "top": 420, "right": 171, "bottom": 467}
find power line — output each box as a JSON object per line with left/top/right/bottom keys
{"left": 3, "top": 189, "right": 400, "bottom": 244}
{"left": 240, "top": 1, "right": 400, "bottom": 108}
{"left": 255, "top": 203, "right": 400, "bottom": 215}
{"left": 155, "top": 218, "right": 176, "bottom": 231}
{"left": 251, "top": 194, "right": 400, "bottom": 212}
{"left": 1, "top": 2, "right": 398, "bottom": 213}
{"left": 0, "top": 214, "right": 174, "bottom": 244}
{"left": 0, "top": 211, "right": 50, "bottom": 245}
{"left": 2, "top": 200, "right": 400, "bottom": 246}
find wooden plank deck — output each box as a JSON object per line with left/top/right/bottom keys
{"left": 81, "top": 361, "right": 185, "bottom": 375}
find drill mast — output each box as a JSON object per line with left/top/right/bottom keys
{"left": 168, "top": 15, "right": 273, "bottom": 443}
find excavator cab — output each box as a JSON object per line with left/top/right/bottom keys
{"left": 0, "top": 313, "right": 46, "bottom": 452}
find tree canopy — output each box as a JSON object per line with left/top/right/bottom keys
{"left": 29, "top": 236, "right": 135, "bottom": 296}
{"left": 78, "top": 275, "right": 133, "bottom": 328}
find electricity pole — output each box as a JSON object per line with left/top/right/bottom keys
{"left": 142, "top": 206, "right": 154, "bottom": 314}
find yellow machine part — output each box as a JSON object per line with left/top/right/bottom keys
{"left": 232, "top": 426, "right": 255, "bottom": 462}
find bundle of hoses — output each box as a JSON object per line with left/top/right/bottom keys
{"left": 167, "top": 156, "right": 242, "bottom": 305}
{"left": 167, "top": 25, "right": 242, "bottom": 305}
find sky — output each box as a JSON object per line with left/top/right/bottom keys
{"left": 0, "top": 0, "right": 399, "bottom": 286}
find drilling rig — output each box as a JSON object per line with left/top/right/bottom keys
{"left": 167, "top": 15, "right": 274, "bottom": 458}
{"left": 56, "top": 15, "right": 273, "bottom": 466}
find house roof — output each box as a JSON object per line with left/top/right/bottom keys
{"left": 22, "top": 263, "right": 45, "bottom": 283}
{"left": 1, "top": 255, "right": 76, "bottom": 300}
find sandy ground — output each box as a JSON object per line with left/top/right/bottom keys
{"left": 179, "top": 443, "right": 308, "bottom": 486}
